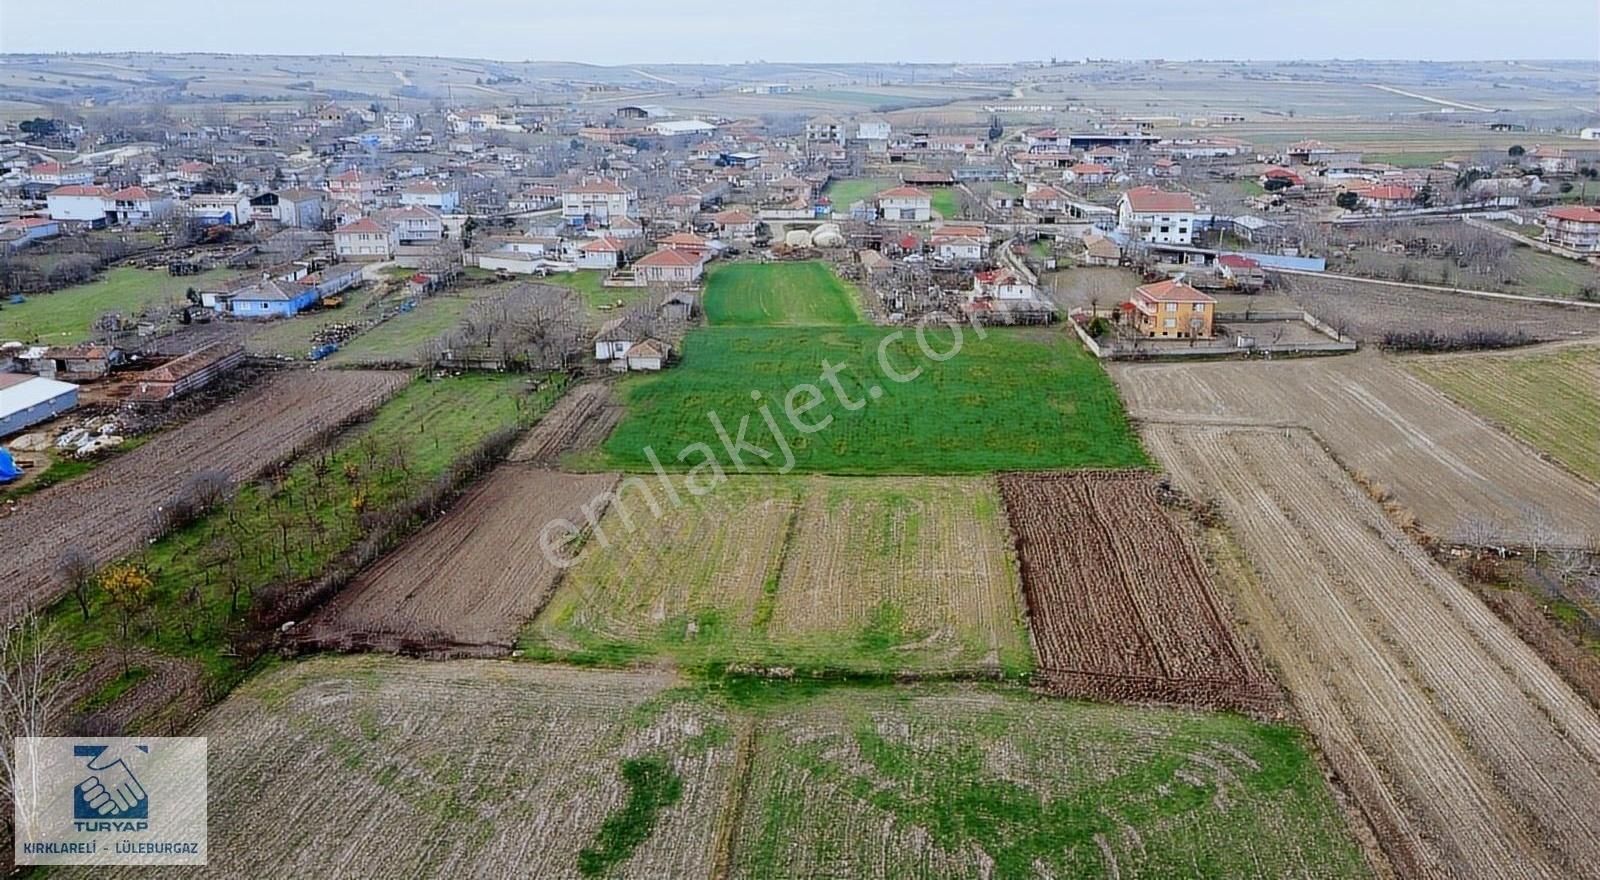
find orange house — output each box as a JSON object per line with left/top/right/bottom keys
{"left": 1126, "top": 278, "right": 1215, "bottom": 339}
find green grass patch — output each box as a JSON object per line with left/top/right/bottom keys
{"left": 80, "top": 666, "right": 151, "bottom": 714}
{"left": 542, "top": 270, "right": 654, "bottom": 319}
{"left": 0, "top": 267, "right": 232, "bottom": 344}
{"left": 702, "top": 261, "right": 862, "bottom": 326}
{"left": 822, "top": 177, "right": 897, "bottom": 214}
{"left": 323, "top": 292, "right": 488, "bottom": 366}
{"left": 730, "top": 684, "right": 1372, "bottom": 879}
{"left": 43, "top": 373, "right": 565, "bottom": 686}
{"left": 1408, "top": 345, "right": 1600, "bottom": 481}
{"left": 593, "top": 326, "right": 1147, "bottom": 474}
{"left": 577, "top": 756, "right": 684, "bottom": 877}
{"left": 930, "top": 187, "right": 960, "bottom": 219}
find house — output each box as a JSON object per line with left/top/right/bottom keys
{"left": 105, "top": 186, "right": 175, "bottom": 226}
{"left": 218, "top": 264, "right": 361, "bottom": 318}
{"left": 1542, "top": 206, "right": 1600, "bottom": 253}
{"left": 172, "top": 161, "right": 213, "bottom": 186}
{"left": 633, "top": 247, "right": 704, "bottom": 285}
{"left": 1118, "top": 187, "right": 1198, "bottom": 245}
{"left": 0, "top": 217, "right": 61, "bottom": 248}
{"left": 1086, "top": 146, "right": 1128, "bottom": 167}
{"left": 334, "top": 217, "right": 397, "bottom": 261}
{"left": 1081, "top": 234, "right": 1123, "bottom": 267}
{"left": 1150, "top": 158, "right": 1181, "bottom": 178}
{"left": 577, "top": 236, "right": 625, "bottom": 269}
{"left": 656, "top": 232, "right": 713, "bottom": 259}
{"left": 857, "top": 118, "right": 891, "bottom": 149}
{"left": 1022, "top": 184, "right": 1070, "bottom": 218}
{"left": 874, "top": 186, "right": 932, "bottom": 222}
{"left": 625, "top": 338, "right": 670, "bottom": 371}
{"left": 188, "top": 192, "right": 254, "bottom": 226}
{"left": 973, "top": 269, "right": 1035, "bottom": 300}
{"left": 1063, "top": 163, "right": 1114, "bottom": 185}
{"left": 374, "top": 206, "right": 444, "bottom": 244}
{"left": 33, "top": 345, "right": 115, "bottom": 381}
{"left": 0, "top": 373, "right": 78, "bottom": 438}
{"left": 1355, "top": 184, "right": 1417, "bottom": 211}
{"left": 400, "top": 181, "right": 461, "bottom": 213}
{"left": 1284, "top": 139, "right": 1340, "bottom": 166}
{"left": 1529, "top": 146, "right": 1577, "bottom": 175}
{"left": 1260, "top": 167, "right": 1306, "bottom": 189}
{"left": 250, "top": 189, "right": 325, "bottom": 228}
{"left": 1126, "top": 278, "right": 1215, "bottom": 339}
{"left": 594, "top": 316, "right": 640, "bottom": 361}
{"left": 326, "top": 169, "right": 381, "bottom": 203}
{"left": 561, "top": 178, "right": 638, "bottom": 225}
{"left": 383, "top": 112, "right": 417, "bottom": 132}
{"left": 710, "top": 209, "right": 757, "bottom": 239}
{"left": 806, "top": 116, "right": 844, "bottom": 144}
{"left": 46, "top": 185, "right": 111, "bottom": 226}
{"left": 1217, "top": 254, "right": 1266, "bottom": 289}
{"left": 1024, "top": 128, "right": 1063, "bottom": 151}
{"left": 25, "top": 161, "right": 94, "bottom": 188}
{"left": 658, "top": 291, "right": 697, "bottom": 322}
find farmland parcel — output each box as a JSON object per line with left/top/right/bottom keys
{"left": 1146, "top": 424, "right": 1600, "bottom": 879}
{"left": 702, "top": 261, "right": 862, "bottom": 326}
{"left": 599, "top": 327, "right": 1147, "bottom": 474}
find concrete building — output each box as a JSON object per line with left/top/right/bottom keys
{"left": 1118, "top": 187, "right": 1198, "bottom": 245}
{"left": 334, "top": 217, "right": 398, "bottom": 261}
{"left": 874, "top": 186, "right": 933, "bottom": 222}
{"left": 1126, "top": 278, "right": 1215, "bottom": 339}
{"left": 1543, "top": 206, "right": 1600, "bottom": 253}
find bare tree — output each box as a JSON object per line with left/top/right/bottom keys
{"left": 57, "top": 548, "right": 97, "bottom": 622}
{"left": 1, "top": 611, "right": 64, "bottom": 847}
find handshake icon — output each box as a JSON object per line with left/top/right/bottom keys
{"left": 73, "top": 744, "right": 150, "bottom": 820}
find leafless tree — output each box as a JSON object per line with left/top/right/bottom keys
{"left": 1, "top": 610, "right": 64, "bottom": 846}
{"left": 57, "top": 548, "right": 97, "bottom": 622}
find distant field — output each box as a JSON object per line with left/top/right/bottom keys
{"left": 323, "top": 291, "right": 489, "bottom": 366}
{"left": 929, "top": 187, "right": 960, "bottom": 218}
{"left": 1335, "top": 243, "right": 1600, "bottom": 300}
{"left": 822, "top": 177, "right": 898, "bottom": 213}
{"left": 596, "top": 326, "right": 1148, "bottom": 474}
{"left": 521, "top": 475, "right": 1031, "bottom": 676}
{"left": 1407, "top": 344, "right": 1600, "bottom": 482}
{"left": 0, "top": 267, "right": 231, "bottom": 344}
{"left": 1362, "top": 150, "right": 1458, "bottom": 168}
{"left": 703, "top": 261, "right": 861, "bottom": 326}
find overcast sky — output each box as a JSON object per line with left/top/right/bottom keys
{"left": 2, "top": 0, "right": 1596, "bottom": 63}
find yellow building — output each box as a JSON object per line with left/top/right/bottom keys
{"left": 1127, "top": 278, "right": 1216, "bottom": 339}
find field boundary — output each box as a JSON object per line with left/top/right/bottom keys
{"left": 1272, "top": 267, "right": 1600, "bottom": 310}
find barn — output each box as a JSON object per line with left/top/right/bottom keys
{"left": 0, "top": 373, "right": 78, "bottom": 437}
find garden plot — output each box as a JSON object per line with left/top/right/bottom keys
{"left": 508, "top": 382, "right": 624, "bottom": 465}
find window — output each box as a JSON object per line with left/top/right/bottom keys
{"left": 1164, "top": 318, "right": 1177, "bottom": 329}
{"left": 1192, "top": 303, "right": 1204, "bottom": 312}
{"left": 1166, "top": 302, "right": 1177, "bottom": 312}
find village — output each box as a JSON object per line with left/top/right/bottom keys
{"left": 1, "top": 44, "right": 1600, "bottom": 880}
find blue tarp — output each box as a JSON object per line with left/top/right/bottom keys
{"left": 0, "top": 448, "right": 21, "bottom": 483}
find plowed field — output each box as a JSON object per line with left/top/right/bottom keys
{"left": 508, "top": 381, "right": 623, "bottom": 464}
{"left": 304, "top": 466, "right": 619, "bottom": 653}
{"left": 1111, "top": 352, "right": 1600, "bottom": 546}
{"left": 0, "top": 369, "right": 408, "bottom": 619}
{"left": 998, "top": 471, "right": 1275, "bottom": 713}
{"left": 1146, "top": 424, "right": 1600, "bottom": 880}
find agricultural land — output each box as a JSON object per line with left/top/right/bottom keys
{"left": 702, "top": 261, "right": 862, "bottom": 326}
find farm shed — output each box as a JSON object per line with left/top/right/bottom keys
{"left": 127, "top": 343, "right": 245, "bottom": 402}
{"left": 625, "top": 338, "right": 670, "bottom": 371}
{"left": 0, "top": 373, "right": 78, "bottom": 437}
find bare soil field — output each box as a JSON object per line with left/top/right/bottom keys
{"left": 0, "top": 369, "right": 408, "bottom": 619}
{"left": 76, "top": 657, "right": 737, "bottom": 880}
{"left": 998, "top": 471, "right": 1276, "bottom": 714}
{"left": 1146, "top": 424, "right": 1600, "bottom": 880}
{"left": 1111, "top": 352, "right": 1600, "bottom": 546}
{"left": 507, "top": 381, "right": 623, "bottom": 464}
{"left": 303, "top": 466, "right": 619, "bottom": 654}
{"left": 1277, "top": 273, "right": 1600, "bottom": 346}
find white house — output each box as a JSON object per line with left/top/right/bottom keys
{"left": 576, "top": 236, "right": 625, "bottom": 269}
{"left": 327, "top": 169, "right": 381, "bottom": 204}
{"left": 46, "top": 185, "right": 112, "bottom": 225}
{"left": 561, "top": 178, "right": 639, "bottom": 225}
{"left": 26, "top": 162, "right": 94, "bottom": 188}
{"left": 334, "top": 217, "right": 397, "bottom": 261}
{"left": 188, "top": 192, "right": 254, "bottom": 227}
{"left": 874, "top": 186, "right": 932, "bottom": 222}
{"left": 383, "top": 112, "right": 417, "bottom": 132}
{"left": 1117, "top": 186, "right": 1198, "bottom": 245}
{"left": 1063, "top": 163, "right": 1114, "bottom": 185}
{"left": 1542, "top": 206, "right": 1600, "bottom": 253}
{"left": 401, "top": 181, "right": 461, "bottom": 213}
{"left": 374, "top": 206, "right": 444, "bottom": 243}
{"left": 0, "top": 217, "right": 61, "bottom": 248}
{"left": 973, "top": 269, "right": 1035, "bottom": 300}
{"left": 632, "top": 247, "right": 704, "bottom": 285}
{"left": 105, "top": 186, "right": 175, "bottom": 226}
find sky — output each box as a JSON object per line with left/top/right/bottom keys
{"left": 1, "top": 0, "right": 1596, "bottom": 63}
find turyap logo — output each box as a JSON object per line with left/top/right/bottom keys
{"left": 72, "top": 744, "right": 150, "bottom": 826}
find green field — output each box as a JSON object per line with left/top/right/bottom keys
{"left": 730, "top": 683, "right": 1371, "bottom": 880}
{"left": 593, "top": 326, "right": 1148, "bottom": 474}
{"left": 324, "top": 292, "right": 491, "bottom": 366}
{"left": 242, "top": 283, "right": 389, "bottom": 357}
{"left": 823, "top": 177, "right": 898, "bottom": 213}
{"left": 930, "top": 187, "right": 960, "bottom": 219}
{"left": 703, "top": 262, "right": 862, "bottom": 326}
{"left": 520, "top": 475, "right": 1032, "bottom": 677}
{"left": 0, "top": 267, "right": 232, "bottom": 344}
{"left": 1408, "top": 345, "right": 1600, "bottom": 482}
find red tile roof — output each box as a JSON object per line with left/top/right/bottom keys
{"left": 336, "top": 218, "right": 388, "bottom": 234}
{"left": 1122, "top": 186, "right": 1196, "bottom": 213}
{"left": 1545, "top": 206, "right": 1600, "bottom": 223}
{"left": 1135, "top": 279, "right": 1215, "bottom": 303}
{"left": 49, "top": 184, "right": 110, "bottom": 197}
{"left": 635, "top": 248, "right": 701, "bottom": 268}
{"left": 875, "top": 186, "right": 931, "bottom": 200}
{"left": 1217, "top": 254, "right": 1261, "bottom": 270}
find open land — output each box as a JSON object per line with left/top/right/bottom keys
{"left": 998, "top": 471, "right": 1275, "bottom": 714}
{"left": 1406, "top": 343, "right": 1600, "bottom": 482}
{"left": 1275, "top": 273, "right": 1600, "bottom": 346}
{"left": 0, "top": 369, "right": 408, "bottom": 619}
{"left": 702, "top": 261, "right": 862, "bottom": 326}
{"left": 508, "top": 381, "right": 625, "bottom": 465}
{"left": 821, "top": 177, "right": 899, "bottom": 213}
{"left": 521, "top": 475, "right": 1031, "bottom": 676}
{"left": 1144, "top": 424, "right": 1600, "bottom": 880}
{"left": 304, "top": 466, "right": 620, "bottom": 654}
{"left": 1111, "top": 352, "right": 1600, "bottom": 546}
{"left": 598, "top": 327, "right": 1148, "bottom": 474}
{"left": 0, "top": 266, "right": 233, "bottom": 344}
